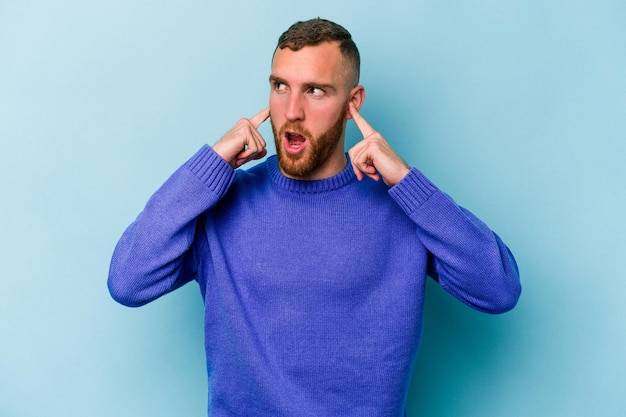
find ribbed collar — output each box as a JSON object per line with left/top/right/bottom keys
{"left": 266, "top": 154, "right": 356, "bottom": 194}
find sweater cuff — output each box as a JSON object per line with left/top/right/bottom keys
{"left": 184, "top": 145, "right": 236, "bottom": 197}
{"left": 388, "top": 167, "right": 438, "bottom": 216}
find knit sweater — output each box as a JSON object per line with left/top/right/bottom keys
{"left": 108, "top": 145, "right": 521, "bottom": 417}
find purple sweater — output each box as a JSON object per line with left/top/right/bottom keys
{"left": 108, "top": 145, "right": 520, "bottom": 416}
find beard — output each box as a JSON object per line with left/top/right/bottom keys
{"left": 271, "top": 111, "right": 345, "bottom": 179}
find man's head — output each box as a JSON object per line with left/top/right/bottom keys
{"left": 269, "top": 18, "right": 365, "bottom": 180}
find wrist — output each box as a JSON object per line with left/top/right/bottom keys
{"left": 212, "top": 140, "right": 235, "bottom": 167}
{"left": 387, "top": 164, "right": 411, "bottom": 187}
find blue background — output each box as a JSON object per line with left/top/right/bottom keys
{"left": 1, "top": 1, "right": 624, "bottom": 416}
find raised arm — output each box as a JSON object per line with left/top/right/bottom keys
{"left": 108, "top": 108, "right": 269, "bottom": 307}
{"left": 348, "top": 104, "right": 521, "bottom": 313}
{"left": 391, "top": 176, "right": 521, "bottom": 313}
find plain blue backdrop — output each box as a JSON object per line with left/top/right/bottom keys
{"left": 1, "top": 1, "right": 624, "bottom": 416}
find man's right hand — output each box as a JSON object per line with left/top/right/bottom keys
{"left": 212, "top": 107, "right": 270, "bottom": 169}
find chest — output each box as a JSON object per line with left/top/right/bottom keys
{"left": 203, "top": 192, "right": 425, "bottom": 301}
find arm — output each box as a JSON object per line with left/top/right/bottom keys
{"left": 107, "top": 146, "right": 235, "bottom": 307}
{"left": 348, "top": 104, "right": 521, "bottom": 313}
{"left": 108, "top": 108, "right": 270, "bottom": 307}
{"left": 389, "top": 170, "right": 521, "bottom": 313}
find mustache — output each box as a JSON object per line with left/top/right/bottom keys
{"left": 277, "top": 122, "right": 313, "bottom": 140}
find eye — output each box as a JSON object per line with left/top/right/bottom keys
{"left": 273, "top": 81, "right": 287, "bottom": 92}
{"left": 308, "top": 86, "right": 325, "bottom": 97}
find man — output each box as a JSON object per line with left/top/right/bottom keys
{"left": 109, "top": 18, "right": 521, "bottom": 417}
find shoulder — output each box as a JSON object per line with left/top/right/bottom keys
{"left": 216, "top": 159, "right": 272, "bottom": 204}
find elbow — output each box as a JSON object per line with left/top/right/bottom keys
{"left": 107, "top": 268, "right": 151, "bottom": 308}
{"left": 107, "top": 242, "right": 161, "bottom": 307}
{"left": 108, "top": 278, "right": 144, "bottom": 308}
{"left": 443, "top": 275, "right": 521, "bottom": 314}
{"left": 485, "top": 280, "right": 521, "bottom": 314}
{"left": 485, "top": 241, "right": 522, "bottom": 314}
{"left": 480, "top": 265, "right": 522, "bottom": 314}
{"left": 455, "top": 265, "right": 521, "bottom": 314}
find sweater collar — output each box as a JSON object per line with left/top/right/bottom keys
{"left": 266, "top": 154, "right": 356, "bottom": 193}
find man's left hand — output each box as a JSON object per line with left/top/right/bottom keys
{"left": 347, "top": 103, "right": 410, "bottom": 187}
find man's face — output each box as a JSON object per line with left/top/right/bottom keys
{"left": 269, "top": 42, "right": 353, "bottom": 180}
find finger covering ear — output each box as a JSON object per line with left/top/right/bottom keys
{"left": 346, "top": 86, "right": 365, "bottom": 119}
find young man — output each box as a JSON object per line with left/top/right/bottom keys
{"left": 109, "top": 18, "right": 521, "bottom": 417}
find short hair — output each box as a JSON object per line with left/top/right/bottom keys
{"left": 276, "top": 18, "right": 361, "bottom": 87}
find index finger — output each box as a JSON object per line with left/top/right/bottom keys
{"left": 348, "top": 102, "right": 376, "bottom": 137}
{"left": 250, "top": 106, "right": 270, "bottom": 128}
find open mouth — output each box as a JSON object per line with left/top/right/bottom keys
{"left": 285, "top": 131, "right": 307, "bottom": 153}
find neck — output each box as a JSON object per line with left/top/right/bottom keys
{"left": 268, "top": 153, "right": 355, "bottom": 194}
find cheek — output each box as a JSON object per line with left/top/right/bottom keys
{"left": 309, "top": 102, "right": 346, "bottom": 129}
{"left": 269, "top": 95, "right": 289, "bottom": 126}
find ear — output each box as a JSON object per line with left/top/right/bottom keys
{"left": 345, "top": 86, "right": 366, "bottom": 119}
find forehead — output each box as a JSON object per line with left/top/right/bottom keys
{"left": 271, "top": 42, "right": 347, "bottom": 85}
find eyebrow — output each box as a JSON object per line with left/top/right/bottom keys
{"left": 269, "top": 75, "right": 337, "bottom": 93}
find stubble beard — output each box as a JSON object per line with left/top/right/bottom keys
{"left": 271, "top": 112, "right": 346, "bottom": 179}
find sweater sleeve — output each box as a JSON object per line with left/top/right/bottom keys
{"left": 108, "top": 145, "right": 235, "bottom": 307}
{"left": 389, "top": 168, "right": 521, "bottom": 314}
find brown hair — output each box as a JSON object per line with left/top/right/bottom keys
{"left": 276, "top": 18, "right": 361, "bottom": 86}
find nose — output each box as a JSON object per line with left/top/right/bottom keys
{"left": 285, "top": 93, "right": 304, "bottom": 122}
